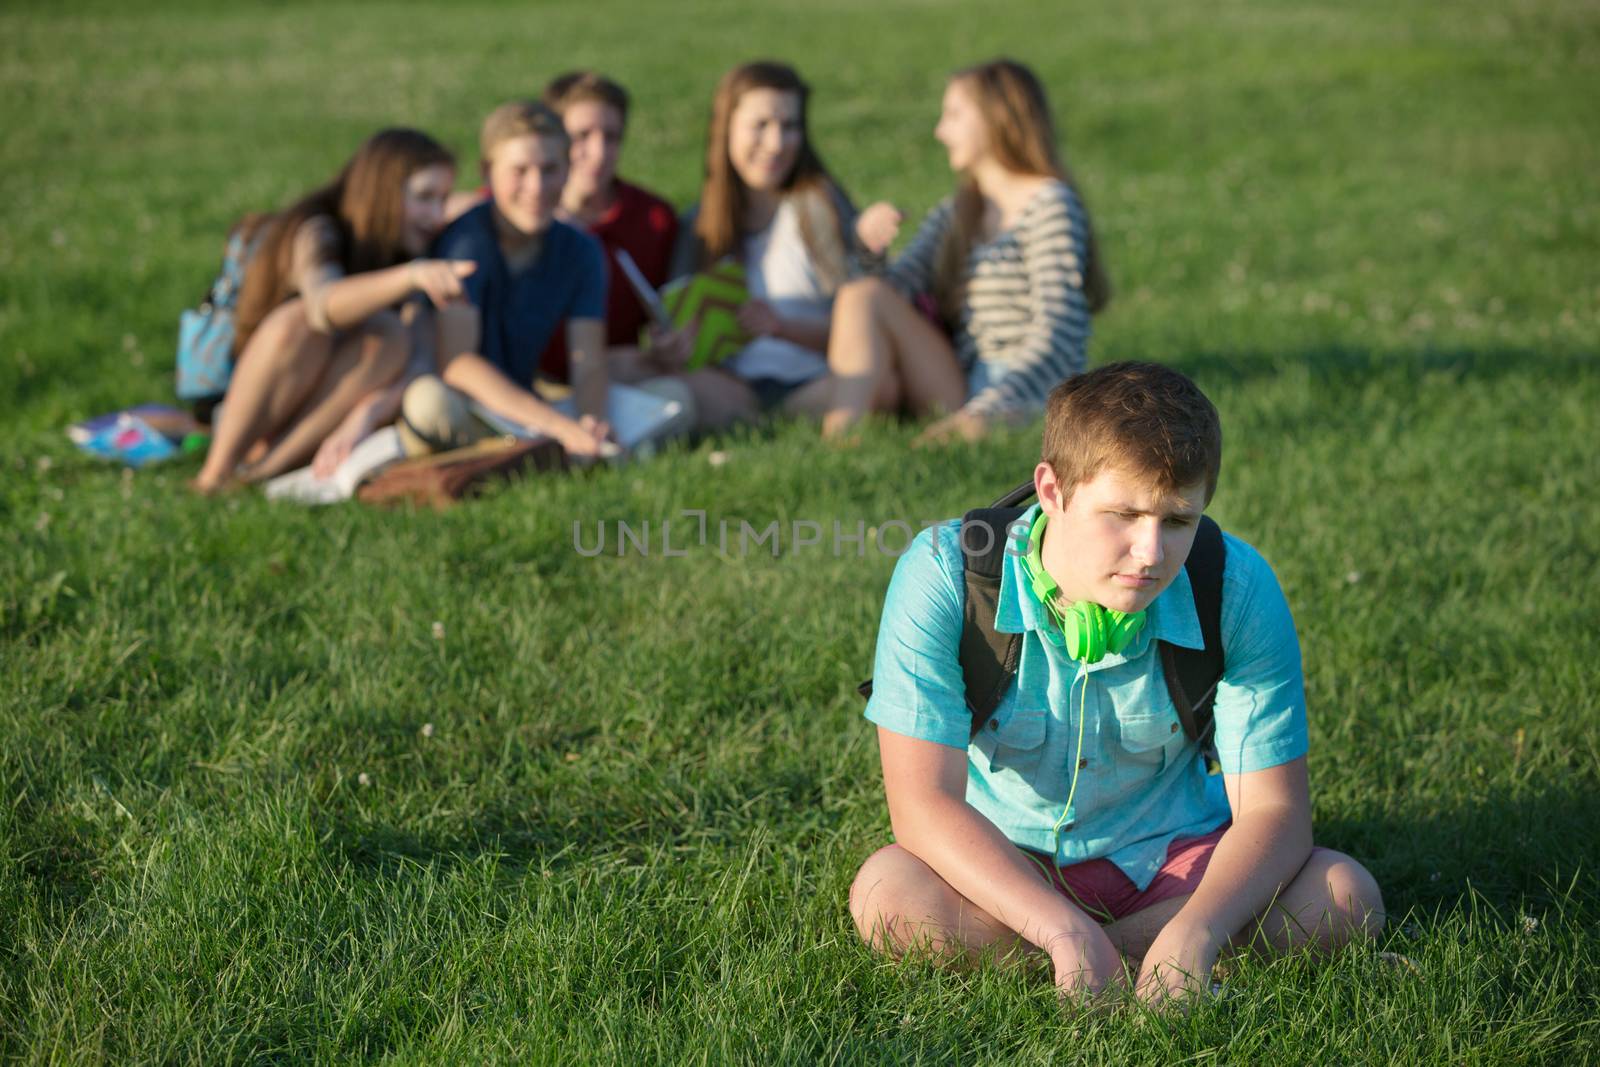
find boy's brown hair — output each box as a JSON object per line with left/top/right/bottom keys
{"left": 479, "top": 100, "right": 569, "bottom": 164}
{"left": 1041, "top": 361, "right": 1222, "bottom": 503}
{"left": 542, "top": 70, "right": 630, "bottom": 128}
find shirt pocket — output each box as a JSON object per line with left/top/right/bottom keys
{"left": 1114, "top": 707, "right": 1184, "bottom": 774}
{"left": 979, "top": 697, "right": 1047, "bottom": 774}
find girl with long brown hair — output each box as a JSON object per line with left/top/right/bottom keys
{"left": 645, "top": 60, "right": 901, "bottom": 430}
{"left": 819, "top": 58, "right": 1110, "bottom": 443}
{"left": 191, "top": 127, "right": 470, "bottom": 493}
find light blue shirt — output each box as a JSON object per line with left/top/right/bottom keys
{"left": 864, "top": 505, "right": 1309, "bottom": 890}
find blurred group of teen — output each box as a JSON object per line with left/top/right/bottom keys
{"left": 188, "top": 58, "right": 1109, "bottom": 495}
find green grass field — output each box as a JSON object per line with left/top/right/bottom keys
{"left": 4, "top": 1, "right": 1599, "bottom": 1061}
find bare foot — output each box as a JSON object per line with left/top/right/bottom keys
{"left": 187, "top": 473, "right": 241, "bottom": 497}
{"left": 235, "top": 461, "right": 269, "bottom": 485}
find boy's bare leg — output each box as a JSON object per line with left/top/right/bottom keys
{"left": 1101, "top": 896, "right": 1188, "bottom": 961}
{"left": 850, "top": 843, "right": 1054, "bottom": 967}
{"left": 1236, "top": 848, "right": 1385, "bottom": 953}
{"left": 1103, "top": 848, "right": 1385, "bottom": 963}
{"left": 856, "top": 840, "right": 1383, "bottom": 992}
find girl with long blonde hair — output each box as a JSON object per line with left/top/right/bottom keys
{"left": 821, "top": 59, "right": 1110, "bottom": 443}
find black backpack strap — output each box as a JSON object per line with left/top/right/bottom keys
{"left": 1158, "top": 515, "right": 1227, "bottom": 770}
{"left": 957, "top": 505, "right": 1028, "bottom": 738}
{"left": 852, "top": 510, "right": 1022, "bottom": 718}
{"left": 854, "top": 480, "right": 1037, "bottom": 730}
{"left": 989, "top": 479, "right": 1038, "bottom": 510}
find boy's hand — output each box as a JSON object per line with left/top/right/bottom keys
{"left": 561, "top": 413, "right": 619, "bottom": 462}
{"left": 1047, "top": 930, "right": 1127, "bottom": 1005}
{"left": 1134, "top": 921, "right": 1220, "bottom": 1009}
{"left": 408, "top": 259, "right": 477, "bottom": 308}
{"left": 855, "top": 200, "right": 904, "bottom": 256}
{"left": 579, "top": 413, "right": 613, "bottom": 447}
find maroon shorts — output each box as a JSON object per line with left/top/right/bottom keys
{"left": 1022, "top": 825, "right": 1330, "bottom": 923}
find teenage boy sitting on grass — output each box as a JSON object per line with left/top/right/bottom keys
{"left": 402, "top": 101, "right": 613, "bottom": 458}
{"left": 443, "top": 73, "right": 695, "bottom": 390}
{"left": 850, "top": 361, "right": 1384, "bottom": 1007}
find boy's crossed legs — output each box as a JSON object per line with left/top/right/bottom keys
{"left": 849, "top": 831, "right": 1384, "bottom": 999}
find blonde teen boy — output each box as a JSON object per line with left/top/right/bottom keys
{"left": 404, "top": 101, "right": 611, "bottom": 458}
{"left": 850, "top": 361, "right": 1384, "bottom": 1007}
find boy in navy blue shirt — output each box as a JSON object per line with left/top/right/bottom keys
{"left": 409, "top": 101, "right": 613, "bottom": 457}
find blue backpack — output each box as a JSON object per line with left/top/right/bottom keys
{"left": 175, "top": 227, "right": 255, "bottom": 402}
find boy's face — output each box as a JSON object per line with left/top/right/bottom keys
{"left": 485, "top": 134, "right": 568, "bottom": 236}
{"left": 563, "top": 99, "right": 624, "bottom": 200}
{"left": 1035, "top": 463, "right": 1207, "bottom": 615}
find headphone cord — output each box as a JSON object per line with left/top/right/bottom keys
{"left": 1050, "top": 659, "right": 1090, "bottom": 861}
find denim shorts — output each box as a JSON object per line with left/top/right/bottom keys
{"left": 966, "top": 358, "right": 1008, "bottom": 401}
{"left": 745, "top": 375, "right": 810, "bottom": 413}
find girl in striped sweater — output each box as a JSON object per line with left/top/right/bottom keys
{"left": 820, "top": 59, "right": 1111, "bottom": 443}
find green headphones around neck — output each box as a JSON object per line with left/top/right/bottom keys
{"left": 1024, "top": 511, "right": 1147, "bottom": 663}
